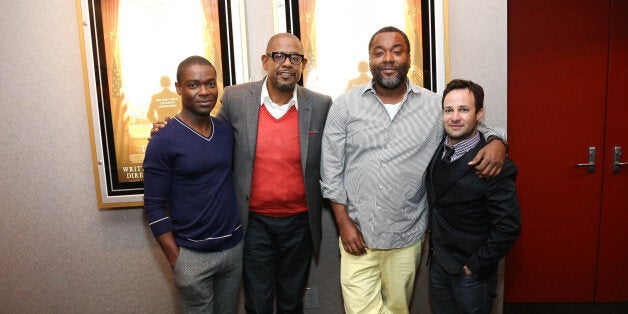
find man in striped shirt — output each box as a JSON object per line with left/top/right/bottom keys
{"left": 320, "top": 26, "right": 507, "bottom": 314}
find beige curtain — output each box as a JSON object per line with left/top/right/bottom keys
{"left": 300, "top": 0, "right": 422, "bottom": 87}
{"left": 299, "top": 0, "right": 317, "bottom": 85}
{"left": 201, "top": 0, "right": 224, "bottom": 115}
{"left": 100, "top": 0, "right": 131, "bottom": 172}
{"left": 404, "top": 0, "right": 424, "bottom": 86}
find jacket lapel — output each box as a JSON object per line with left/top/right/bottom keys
{"left": 245, "top": 81, "right": 263, "bottom": 159}
{"left": 434, "top": 135, "right": 487, "bottom": 200}
{"left": 297, "top": 85, "right": 311, "bottom": 173}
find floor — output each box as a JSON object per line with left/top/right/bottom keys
{"left": 503, "top": 302, "right": 628, "bottom": 314}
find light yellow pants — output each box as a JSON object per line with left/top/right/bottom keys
{"left": 339, "top": 236, "right": 423, "bottom": 314}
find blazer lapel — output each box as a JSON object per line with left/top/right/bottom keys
{"left": 297, "top": 86, "right": 312, "bottom": 173}
{"left": 245, "top": 81, "right": 263, "bottom": 159}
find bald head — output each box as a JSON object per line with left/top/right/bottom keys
{"left": 266, "top": 33, "right": 303, "bottom": 53}
{"left": 262, "top": 32, "right": 306, "bottom": 95}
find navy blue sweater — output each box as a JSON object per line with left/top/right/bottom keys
{"left": 143, "top": 116, "right": 242, "bottom": 252}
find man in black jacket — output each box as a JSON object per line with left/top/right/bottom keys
{"left": 426, "top": 79, "right": 521, "bottom": 314}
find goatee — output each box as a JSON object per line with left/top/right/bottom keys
{"left": 373, "top": 64, "right": 409, "bottom": 90}
{"left": 276, "top": 81, "right": 297, "bottom": 92}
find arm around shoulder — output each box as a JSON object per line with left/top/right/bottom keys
{"left": 477, "top": 122, "right": 507, "bottom": 144}
{"left": 469, "top": 130, "right": 508, "bottom": 178}
{"left": 216, "top": 90, "right": 231, "bottom": 122}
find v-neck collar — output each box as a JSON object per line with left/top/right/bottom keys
{"left": 173, "top": 116, "right": 214, "bottom": 141}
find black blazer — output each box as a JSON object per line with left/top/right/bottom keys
{"left": 426, "top": 134, "right": 521, "bottom": 277}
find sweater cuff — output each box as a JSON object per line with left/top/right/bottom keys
{"left": 148, "top": 217, "right": 172, "bottom": 238}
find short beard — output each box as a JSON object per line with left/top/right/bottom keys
{"left": 447, "top": 128, "right": 478, "bottom": 143}
{"left": 276, "top": 81, "right": 297, "bottom": 92}
{"left": 372, "top": 64, "right": 409, "bottom": 90}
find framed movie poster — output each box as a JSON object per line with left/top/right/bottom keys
{"left": 275, "top": 0, "right": 448, "bottom": 99}
{"left": 76, "top": 0, "right": 248, "bottom": 208}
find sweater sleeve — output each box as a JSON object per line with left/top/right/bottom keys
{"left": 143, "top": 136, "right": 173, "bottom": 238}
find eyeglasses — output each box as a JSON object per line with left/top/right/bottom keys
{"left": 266, "top": 52, "right": 305, "bottom": 65}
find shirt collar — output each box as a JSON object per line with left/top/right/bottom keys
{"left": 260, "top": 77, "right": 298, "bottom": 110}
{"left": 443, "top": 131, "right": 481, "bottom": 161}
{"left": 363, "top": 80, "right": 422, "bottom": 99}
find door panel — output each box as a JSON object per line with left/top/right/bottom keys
{"left": 505, "top": 0, "right": 610, "bottom": 302}
{"left": 595, "top": 0, "right": 628, "bottom": 302}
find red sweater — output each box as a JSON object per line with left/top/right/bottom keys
{"left": 249, "top": 105, "right": 307, "bottom": 217}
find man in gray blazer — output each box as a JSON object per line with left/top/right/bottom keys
{"left": 217, "top": 33, "right": 332, "bottom": 313}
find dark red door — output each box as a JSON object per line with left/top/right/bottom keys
{"left": 595, "top": 0, "right": 628, "bottom": 302}
{"left": 505, "top": 0, "right": 627, "bottom": 302}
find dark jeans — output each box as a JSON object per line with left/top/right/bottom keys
{"left": 243, "top": 212, "right": 313, "bottom": 314}
{"left": 429, "top": 260, "right": 497, "bottom": 314}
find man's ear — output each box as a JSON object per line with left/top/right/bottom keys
{"left": 175, "top": 82, "right": 182, "bottom": 95}
{"left": 261, "top": 55, "right": 269, "bottom": 71}
{"left": 476, "top": 108, "right": 485, "bottom": 122}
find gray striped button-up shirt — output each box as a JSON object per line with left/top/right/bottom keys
{"left": 321, "top": 82, "right": 504, "bottom": 249}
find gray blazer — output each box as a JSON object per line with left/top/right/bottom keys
{"left": 217, "top": 79, "right": 332, "bottom": 253}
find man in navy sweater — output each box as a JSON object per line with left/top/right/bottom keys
{"left": 143, "top": 56, "right": 243, "bottom": 313}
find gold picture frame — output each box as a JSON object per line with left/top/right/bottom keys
{"left": 76, "top": 0, "right": 243, "bottom": 208}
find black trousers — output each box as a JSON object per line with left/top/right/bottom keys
{"left": 243, "top": 212, "right": 313, "bottom": 314}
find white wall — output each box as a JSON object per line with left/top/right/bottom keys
{"left": 448, "top": 0, "right": 508, "bottom": 128}
{"left": 244, "top": 0, "right": 275, "bottom": 81}
{"left": 0, "top": 0, "right": 506, "bottom": 312}
{"left": 0, "top": 1, "right": 177, "bottom": 312}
